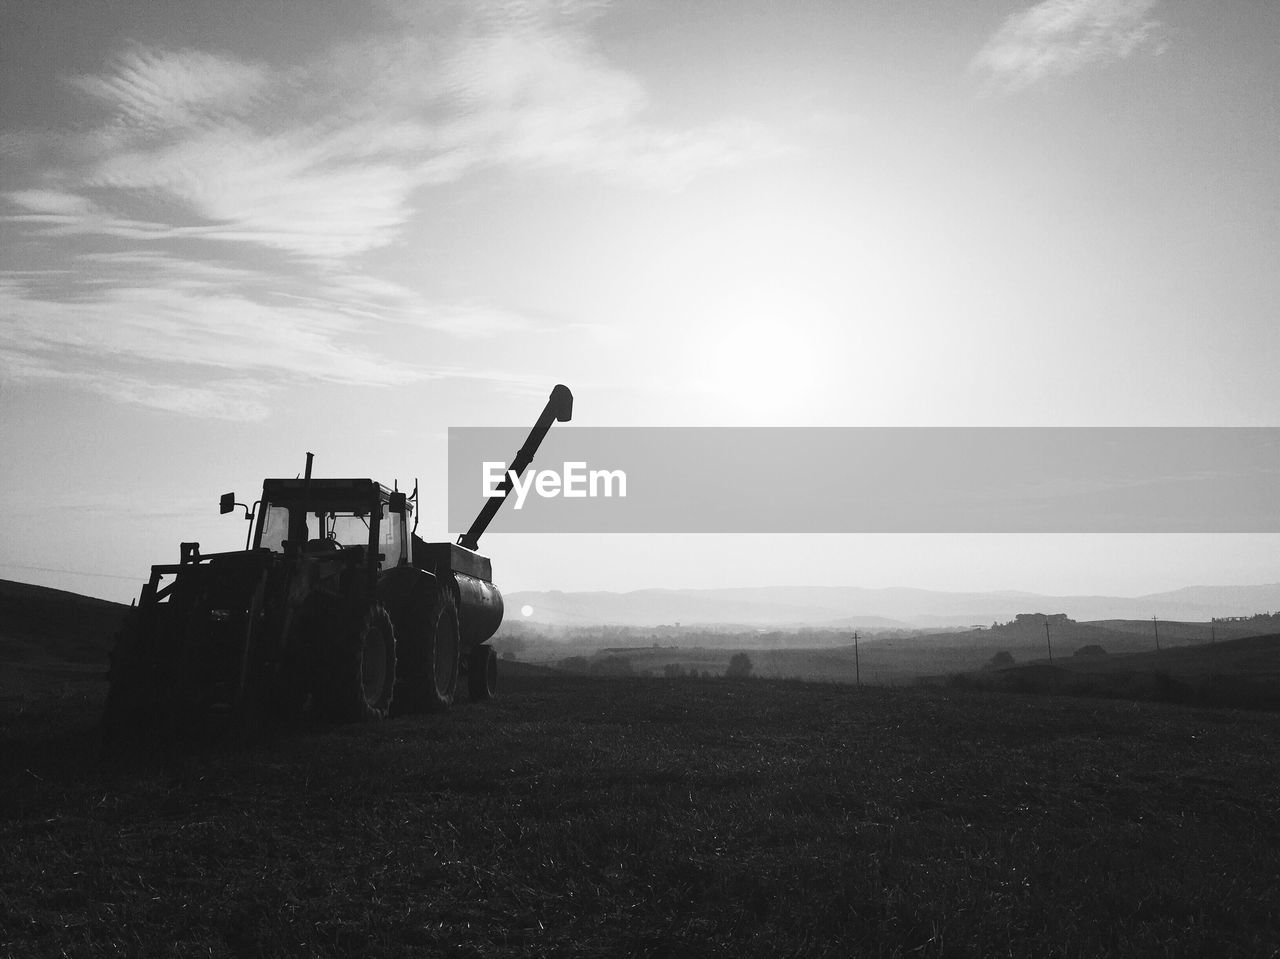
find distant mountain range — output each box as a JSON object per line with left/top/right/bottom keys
{"left": 505, "top": 584, "right": 1280, "bottom": 630}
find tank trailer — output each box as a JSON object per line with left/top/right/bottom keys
{"left": 104, "top": 385, "right": 573, "bottom": 740}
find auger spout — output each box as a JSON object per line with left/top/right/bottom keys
{"left": 457, "top": 384, "right": 573, "bottom": 551}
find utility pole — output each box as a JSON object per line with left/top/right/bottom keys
{"left": 1211, "top": 624, "right": 1216, "bottom": 645}
{"left": 853, "top": 631, "right": 861, "bottom": 687}
{"left": 1044, "top": 619, "right": 1053, "bottom": 663}
{"left": 1153, "top": 615, "right": 1161, "bottom": 654}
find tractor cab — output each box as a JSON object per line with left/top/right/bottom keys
{"left": 253, "top": 478, "right": 409, "bottom": 573}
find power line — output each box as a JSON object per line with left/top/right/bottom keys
{"left": 0, "top": 562, "right": 140, "bottom": 583}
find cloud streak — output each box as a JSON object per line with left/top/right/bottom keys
{"left": 0, "top": 266, "right": 420, "bottom": 420}
{"left": 971, "top": 0, "right": 1165, "bottom": 93}
{"left": 0, "top": 253, "right": 576, "bottom": 419}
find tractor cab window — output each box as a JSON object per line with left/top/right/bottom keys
{"left": 258, "top": 504, "right": 292, "bottom": 552}
{"left": 257, "top": 504, "right": 361, "bottom": 552}
{"left": 326, "top": 511, "right": 371, "bottom": 548}
{"left": 257, "top": 495, "right": 402, "bottom": 568}
{"left": 380, "top": 501, "right": 405, "bottom": 569}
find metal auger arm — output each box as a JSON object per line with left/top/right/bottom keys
{"left": 457, "top": 384, "right": 573, "bottom": 551}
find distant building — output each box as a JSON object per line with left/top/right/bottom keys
{"left": 1212, "top": 612, "right": 1280, "bottom": 624}
{"left": 996, "top": 612, "right": 1074, "bottom": 630}
{"left": 1012, "top": 612, "right": 1072, "bottom": 626}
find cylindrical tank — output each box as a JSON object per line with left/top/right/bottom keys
{"left": 452, "top": 572, "right": 503, "bottom": 646}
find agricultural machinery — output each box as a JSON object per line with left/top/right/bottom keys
{"left": 103, "top": 385, "right": 573, "bottom": 741}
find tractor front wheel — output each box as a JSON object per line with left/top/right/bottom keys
{"left": 319, "top": 603, "right": 396, "bottom": 722}
{"left": 102, "top": 613, "right": 148, "bottom": 745}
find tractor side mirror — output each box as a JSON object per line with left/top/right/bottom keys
{"left": 388, "top": 491, "right": 407, "bottom": 514}
{"left": 220, "top": 492, "right": 236, "bottom": 515}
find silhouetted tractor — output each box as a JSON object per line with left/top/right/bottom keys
{"left": 103, "top": 385, "right": 572, "bottom": 742}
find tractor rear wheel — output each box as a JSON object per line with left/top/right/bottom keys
{"left": 468, "top": 644, "right": 497, "bottom": 702}
{"left": 319, "top": 603, "right": 396, "bottom": 722}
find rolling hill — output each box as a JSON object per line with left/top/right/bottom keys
{"left": 0, "top": 579, "right": 129, "bottom": 666}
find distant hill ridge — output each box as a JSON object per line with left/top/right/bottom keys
{"left": 506, "top": 583, "right": 1280, "bottom": 629}
{"left": 0, "top": 579, "right": 130, "bottom": 665}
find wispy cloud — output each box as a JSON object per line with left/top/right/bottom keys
{"left": 1, "top": 1, "right": 778, "bottom": 417}
{"left": 6, "top": 189, "right": 94, "bottom": 219}
{"left": 434, "top": 28, "right": 773, "bottom": 188}
{"left": 13, "top": 7, "right": 773, "bottom": 259}
{"left": 0, "top": 339, "right": 273, "bottom": 421}
{"left": 971, "top": 0, "right": 1166, "bottom": 93}
{"left": 67, "top": 46, "right": 270, "bottom": 133}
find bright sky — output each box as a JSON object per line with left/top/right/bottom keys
{"left": 2, "top": 0, "right": 1278, "bottom": 605}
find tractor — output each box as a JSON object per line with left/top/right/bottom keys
{"left": 103, "top": 385, "right": 572, "bottom": 742}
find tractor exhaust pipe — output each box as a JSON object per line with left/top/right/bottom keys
{"left": 457, "top": 385, "right": 572, "bottom": 551}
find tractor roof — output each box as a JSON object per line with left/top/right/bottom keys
{"left": 261, "top": 477, "right": 400, "bottom": 507}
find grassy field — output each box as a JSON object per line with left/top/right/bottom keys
{"left": 3, "top": 666, "right": 1280, "bottom": 957}
{"left": 546, "top": 630, "right": 1280, "bottom": 693}
{"left": 943, "top": 634, "right": 1280, "bottom": 712}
